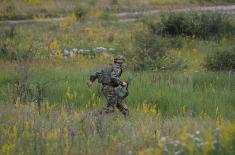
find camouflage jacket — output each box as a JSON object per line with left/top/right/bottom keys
{"left": 89, "top": 63, "right": 122, "bottom": 86}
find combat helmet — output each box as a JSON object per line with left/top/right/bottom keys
{"left": 114, "top": 55, "right": 125, "bottom": 64}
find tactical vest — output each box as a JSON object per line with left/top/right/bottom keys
{"left": 98, "top": 65, "right": 121, "bottom": 87}
{"left": 98, "top": 66, "right": 113, "bottom": 85}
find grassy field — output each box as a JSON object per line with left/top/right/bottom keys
{"left": 0, "top": 0, "right": 235, "bottom": 20}
{"left": 0, "top": 58, "right": 234, "bottom": 118}
{"left": 0, "top": 4, "right": 235, "bottom": 155}
{"left": 0, "top": 103, "right": 235, "bottom": 155}
{"left": 0, "top": 58, "right": 235, "bottom": 154}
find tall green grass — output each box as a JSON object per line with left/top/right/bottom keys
{"left": 0, "top": 59, "right": 234, "bottom": 119}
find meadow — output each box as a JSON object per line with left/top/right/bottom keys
{"left": 0, "top": 0, "right": 235, "bottom": 20}
{"left": 0, "top": 58, "right": 235, "bottom": 155}
{"left": 0, "top": 2, "right": 235, "bottom": 155}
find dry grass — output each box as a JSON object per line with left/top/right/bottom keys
{"left": 0, "top": 0, "right": 233, "bottom": 20}
{"left": 0, "top": 102, "right": 234, "bottom": 154}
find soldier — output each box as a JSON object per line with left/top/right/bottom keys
{"left": 87, "top": 55, "right": 129, "bottom": 117}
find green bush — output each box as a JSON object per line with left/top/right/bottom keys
{"left": 158, "top": 13, "right": 235, "bottom": 39}
{"left": 132, "top": 28, "right": 167, "bottom": 70}
{"left": 74, "top": 6, "right": 88, "bottom": 21}
{"left": 130, "top": 20, "right": 187, "bottom": 71}
{"left": 205, "top": 46, "right": 235, "bottom": 70}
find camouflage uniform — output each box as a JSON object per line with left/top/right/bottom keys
{"left": 89, "top": 56, "right": 129, "bottom": 117}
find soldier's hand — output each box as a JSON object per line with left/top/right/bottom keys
{"left": 87, "top": 80, "right": 93, "bottom": 88}
{"left": 122, "top": 81, "right": 127, "bottom": 87}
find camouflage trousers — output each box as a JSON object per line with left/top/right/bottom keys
{"left": 99, "top": 85, "right": 129, "bottom": 117}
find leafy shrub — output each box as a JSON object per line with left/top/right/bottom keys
{"left": 132, "top": 27, "right": 167, "bottom": 70}
{"left": 130, "top": 21, "right": 187, "bottom": 71}
{"left": 158, "top": 13, "right": 235, "bottom": 39}
{"left": 205, "top": 46, "right": 235, "bottom": 70}
{"left": 74, "top": 6, "right": 88, "bottom": 21}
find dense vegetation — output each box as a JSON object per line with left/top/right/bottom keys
{"left": 132, "top": 13, "right": 235, "bottom": 70}
{"left": 0, "top": 1, "right": 235, "bottom": 154}
{"left": 0, "top": 0, "right": 235, "bottom": 20}
{"left": 1, "top": 13, "right": 234, "bottom": 70}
